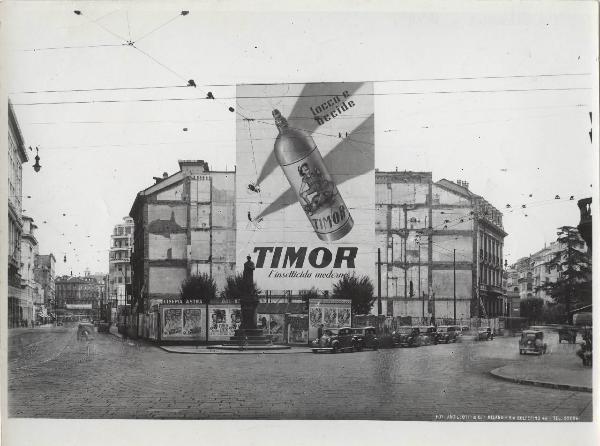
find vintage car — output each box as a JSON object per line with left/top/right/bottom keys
{"left": 77, "top": 322, "right": 95, "bottom": 341}
{"left": 419, "top": 326, "right": 439, "bottom": 345}
{"left": 460, "top": 326, "right": 470, "bottom": 334}
{"left": 477, "top": 327, "right": 495, "bottom": 341}
{"left": 352, "top": 326, "right": 379, "bottom": 350}
{"left": 519, "top": 330, "right": 547, "bottom": 355}
{"left": 436, "top": 325, "right": 459, "bottom": 343}
{"left": 392, "top": 326, "right": 423, "bottom": 347}
{"left": 558, "top": 326, "right": 578, "bottom": 344}
{"left": 312, "top": 327, "right": 359, "bottom": 353}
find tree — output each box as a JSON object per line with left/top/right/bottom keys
{"left": 541, "top": 302, "right": 566, "bottom": 325}
{"left": 222, "top": 273, "right": 260, "bottom": 301}
{"left": 520, "top": 297, "right": 544, "bottom": 324}
{"left": 537, "top": 226, "right": 592, "bottom": 324}
{"left": 180, "top": 273, "right": 216, "bottom": 304}
{"left": 332, "top": 274, "right": 375, "bottom": 315}
{"left": 180, "top": 273, "right": 216, "bottom": 344}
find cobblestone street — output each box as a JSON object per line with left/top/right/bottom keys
{"left": 7, "top": 325, "right": 592, "bottom": 420}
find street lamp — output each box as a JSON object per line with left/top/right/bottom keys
{"left": 30, "top": 146, "right": 41, "bottom": 172}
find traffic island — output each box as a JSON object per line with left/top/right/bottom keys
{"left": 490, "top": 360, "right": 592, "bottom": 393}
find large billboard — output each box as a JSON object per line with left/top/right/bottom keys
{"left": 236, "top": 82, "right": 375, "bottom": 292}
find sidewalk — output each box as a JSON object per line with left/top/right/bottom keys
{"left": 490, "top": 342, "right": 592, "bottom": 392}
{"left": 159, "top": 345, "right": 313, "bottom": 355}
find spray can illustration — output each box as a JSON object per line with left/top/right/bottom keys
{"left": 272, "top": 109, "right": 353, "bottom": 241}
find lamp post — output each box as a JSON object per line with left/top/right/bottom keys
{"left": 453, "top": 248, "right": 456, "bottom": 325}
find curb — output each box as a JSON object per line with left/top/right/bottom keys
{"left": 158, "top": 345, "right": 313, "bottom": 355}
{"left": 489, "top": 367, "right": 592, "bottom": 393}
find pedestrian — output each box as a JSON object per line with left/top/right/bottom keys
{"left": 317, "top": 323, "right": 324, "bottom": 340}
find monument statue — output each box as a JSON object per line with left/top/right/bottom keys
{"left": 239, "top": 255, "right": 258, "bottom": 330}
{"left": 243, "top": 255, "right": 255, "bottom": 289}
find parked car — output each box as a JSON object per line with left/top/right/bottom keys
{"left": 418, "top": 326, "right": 438, "bottom": 345}
{"left": 311, "top": 327, "right": 358, "bottom": 353}
{"left": 558, "top": 326, "right": 578, "bottom": 344}
{"left": 477, "top": 327, "right": 495, "bottom": 341}
{"left": 436, "top": 326, "right": 458, "bottom": 343}
{"left": 392, "top": 326, "right": 423, "bottom": 347}
{"left": 352, "top": 326, "right": 379, "bottom": 350}
{"left": 519, "top": 330, "right": 547, "bottom": 355}
{"left": 419, "top": 325, "right": 437, "bottom": 345}
{"left": 460, "top": 326, "right": 470, "bottom": 334}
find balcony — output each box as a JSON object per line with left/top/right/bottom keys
{"left": 111, "top": 245, "right": 130, "bottom": 251}
{"left": 479, "top": 284, "right": 504, "bottom": 295}
{"left": 110, "top": 257, "right": 130, "bottom": 264}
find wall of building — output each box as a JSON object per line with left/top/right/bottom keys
{"left": 375, "top": 172, "right": 491, "bottom": 319}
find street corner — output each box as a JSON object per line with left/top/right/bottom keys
{"left": 489, "top": 362, "right": 592, "bottom": 393}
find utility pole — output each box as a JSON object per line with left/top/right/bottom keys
{"left": 377, "top": 248, "right": 382, "bottom": 315}
{"left": 453, "top": 248, "right": 456, "bottom": 325}
{"left": 403, "top": 205, "right": 408, "bottom": 300}
{"left": 418, "top": 240, "right": 422, "bottom": 317}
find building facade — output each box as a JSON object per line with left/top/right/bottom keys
{"left": 7, "top": 101, "right": 28, "bottom": 328}
{"left": 55, "top": 273, "right": 104, "bottom": 321}
{"left": 109, "top": 217, "right": 134, "bottom": 311}
{"left": 508, "top": 242, "right": 562, "bottom": 302}
{"left": 130, "top": 160, "right": 236, "bottom": 313}
{"left": 19, "top": 216, "right": 40, "bottom": 325}
{"left": 375, "top": 172, "right": 507, "bottom": 319}
{"left": 34, "top": 254, "right": 56, "bottom": 322}
{"left": 129, "top": 166, "right": 506, "bottom": 320}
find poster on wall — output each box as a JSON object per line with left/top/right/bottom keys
{"left": 236, "top": 82, "right": 375, "bottom": 293}
{"left": 183, "top": 309, "right": 202, "bottom": 335}
{"left": 287, "top": 315, "right": 309, "bottom": 344}
{"left": 160, "top": 304, "right": 241, "bottom": 340}
{"left": 257, "top": 313, "right": 285, "bottom": 343}
{"left": 163, "top": 308, "right": 182, "bottom": 336}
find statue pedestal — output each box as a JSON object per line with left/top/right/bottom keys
{"left": 239, "top": 296, "right": 258, "bottom": 329}
{"left": 225, "top": 296, "right": 272, "bottom": 345}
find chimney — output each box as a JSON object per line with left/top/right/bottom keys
{"left": 163, "top": 172, "right": 168, "bottom": 179}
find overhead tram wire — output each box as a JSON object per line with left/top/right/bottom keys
{"left": 12, "top": 86, "right": 592, "bottom": 107}
{"left": 11, "top": 85, "right": 192, "bottom": 95}
{"left": 22, "top": 43, "right": 127, "bottom": 52}
{"left": 10, "top": 73, "right": 592, "bottom": 95}
{"left": 133, "top": 12, "right": 186, "bottom": 44}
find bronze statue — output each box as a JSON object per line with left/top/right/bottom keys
{"left": 243, "top": 255, "right": 255, "bottom": 289}
{"left": 239, "top": 255, "right": 258, "bottom": 330}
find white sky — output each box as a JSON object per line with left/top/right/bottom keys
{"left": 3, "top": 1, "right": 598, "bottom": 277}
